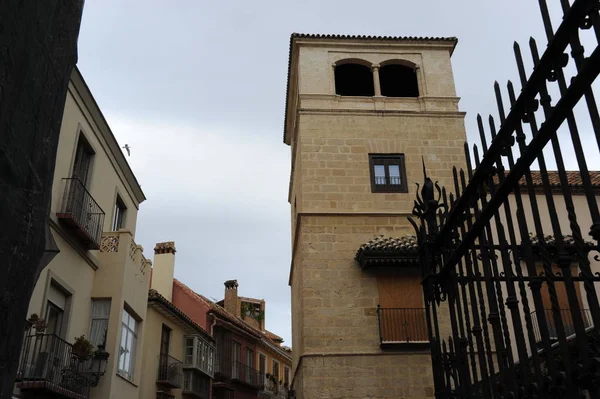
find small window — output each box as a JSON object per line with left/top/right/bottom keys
{"left": 284, "top": 366, "right": 290, "bottom": 385}
{"left": 90, "top": 299, "right": 111, "bottom": 347}
{"left": 334, "top": 63, "right": 374, "bottom": 96}
{"left": 118, "top": 309, "right": 138, "bottom": 380}
{"left": 111, "top": 195, "right": 126, "bottom": 231}
{"left": 369, "top": 154, "right": 408, "bottom": 193}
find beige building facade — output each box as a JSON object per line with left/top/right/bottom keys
{"left": 283, "top": 34, "right": 467, "bottom": 399}
{"left": 140, "top": 241, "right": 216, "bottom": 399}
{"left": 14, "top": 66, "right": 151, "bottom": 399}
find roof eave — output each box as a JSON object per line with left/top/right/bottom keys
{"left": 282, "top": 34, "right": 458, "bottom": 144}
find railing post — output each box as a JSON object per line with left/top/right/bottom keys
{"left": 376, "top": 305, "right": 382, "bottom": 345}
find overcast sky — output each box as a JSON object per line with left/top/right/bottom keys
{"left": 75, "top": 0, "right": 587, "bottom": 345}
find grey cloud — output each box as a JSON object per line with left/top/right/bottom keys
{"left": 77, "top": 0, "right": 580, "bottom": 345}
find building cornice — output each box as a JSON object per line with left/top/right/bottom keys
{"left": 70, "top": 66, "right": 146, "bottom": 206}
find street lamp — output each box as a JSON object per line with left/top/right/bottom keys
{"left": 89, "top": 333, "right": 110, "bottom": 387}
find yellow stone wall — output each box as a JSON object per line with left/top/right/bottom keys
{"left": 286, "top": 37, "right": 467, "bottom": 399}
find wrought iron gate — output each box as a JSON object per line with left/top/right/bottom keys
{"left": 411, "top": 0, "right": 600, "bottom": 397}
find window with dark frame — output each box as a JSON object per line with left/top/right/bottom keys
{"left": 369, "top": 154, "right": 408, "bottom": 193}
{"left": 111, "top": 195, "right": 126, "bottom": 231}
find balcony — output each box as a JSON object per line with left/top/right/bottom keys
{"left": 262, "top": 377, "right": 289, "bottom": 399}
{"left": 157, "top": 354, "right": 183, "bottom": 388}
{"left": 16, "top": 334, "right": 91, "bottom": 399}
{"left": 182, "top": 369, "right": 210, "bottom": 398}
{"left": 156, "top": 392, "right": 175, "bottom": 399}
{"left": 531, "top": 308, "right": 593, "bottom": 343}
{"left": 215, "top": 358, "right": 263, "bottom": 389}
{"left": 377, "top": 307, "right": 429, "bottom": 348}
{"left": 56, "top": 178, "right": 105, "bottom": 250}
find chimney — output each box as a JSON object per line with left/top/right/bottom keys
{"left": 224, "top": 280, "right": 239, "bottom": 316}
{"left": 151, "top": 241, "right": 176, "bottom": 301}
{"left": 259, "top": 300, "right": 266, "bottom": 331}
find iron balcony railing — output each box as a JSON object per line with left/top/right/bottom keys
{"left": 157, "top": 353, "right": 183, "bottom": 388}
{"left": 16, "top": 333, "right": 91, "bottom": 398}
{"left": 182, "top": 369, "right": 210, "bottom": 398}
{"left": 57, "top": 178, "right": 105, "bottom": 250}
{"left": 374, "top": 176, "right": 402, "bottom": 185}
{"left": 263, "top": 378, "right": 289, "bottom": 398}
{"left": 216, "top": 358, "right": 263, "bottom": 388}
{"left": 377, "top": 306, "right": 429, "bottom": 345}
{"left": 531, "top": 308, "right": 593, "bottom": 343}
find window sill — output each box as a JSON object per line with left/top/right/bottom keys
{"left": 116, "top": 371, "right": 138, "bottom": 387}
{"left": 380, "top": 341, "right": 430, "bottom": 351}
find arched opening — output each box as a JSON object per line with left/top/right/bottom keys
{"left": 379, "top": 64, "right": 419, "bottom": 97}
{"left": 334, "top": 64, "right": 374, "bottom": 96}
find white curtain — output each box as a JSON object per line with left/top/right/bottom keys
{"left": 90, "top": 299, "right": 111, "bottom": 347}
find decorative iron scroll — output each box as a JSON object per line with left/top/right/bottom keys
{"left": 410, "top": 0, "right": 600, "bottom": 397}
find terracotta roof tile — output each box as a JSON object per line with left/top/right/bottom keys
{"left": 173, "top": 280, "right": 292, "bottom": 359}
{"left": 354, "top": 235, "right": 420, "bottom": 269}
{"left": 148, "top": 289, "right": 213, "bottom": 341}
{"left": 494, "top": 171, "right": 600, "bottom": 191}
{"left": 173, "top": 279, "right": 261, "bottom": 339}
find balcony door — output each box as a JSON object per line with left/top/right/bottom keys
{"left": 72, "top": 135, "right": 93, "bottom": 187}
{"left": 45, "top": 283, "right": 68, "bottom": 339}
{"left": 231, "top": 342, "right": 240, "bottom": 379}
{"left": 159, "top": 325, "right": 173, "bottom": 382}
{"left": 160, "top": 325, "right": 171, "bottom": 356}
{"left": 376, "top": 270, "right": 427, "bottom": 342}
{"left": 258, "top": 353, "right": 266, "bottom": 384}
{"left": 539, "top": 264, "right": 585, "bottom": 338}
{"left": 69, "top": 135, "right": 95, "bottom": 229}
{"left": 245, "top": 348, "right": 254, "bottom": 383}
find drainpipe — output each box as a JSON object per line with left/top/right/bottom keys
{"left": 210, "top": 313, "right": 217, "bottom": 336}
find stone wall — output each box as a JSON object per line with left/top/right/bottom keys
{"left": 297, "top": 353, "right": 434, "bottom": 399}
{"left": 287, "top": 37, "right": 467, "bottom": 399}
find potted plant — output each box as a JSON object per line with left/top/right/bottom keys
{"left": 28, "top": 314, "right": 47, "bottom": 334}
{"left": 72, "top": 335, "right": 95, "bottom": 361}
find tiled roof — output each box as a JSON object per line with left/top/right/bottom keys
{"left": 148, "top": 289, "right": 213, "bottom": 341}
{"left": 289, "top": 33, "right": 457, "bottom": 42}
{"left": 173, "top": 280, "right": 292, "bottom": 360}
{"left": 265, "top": 330, "right": 284, "bottom": 343}
{"left": 355, "top": 233, "right": 597, "bottom": 267}
{"left": 494, "top": 171, "right": 600, "bottom": 192}
{"left": 283, "top": 33, "right": 458, "bottom": 144}
{"left": 173, "top": 279, "right": 262, "bottom": 339}
{"left": 354, "top": 235, "right": 420, "bottom": 269}
{"left": 524, "top": 234, "right": 596, "bottom": 258}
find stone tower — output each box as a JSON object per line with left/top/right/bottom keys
{"left": 283, "top": 34, "right": 467, "bottom": 399}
